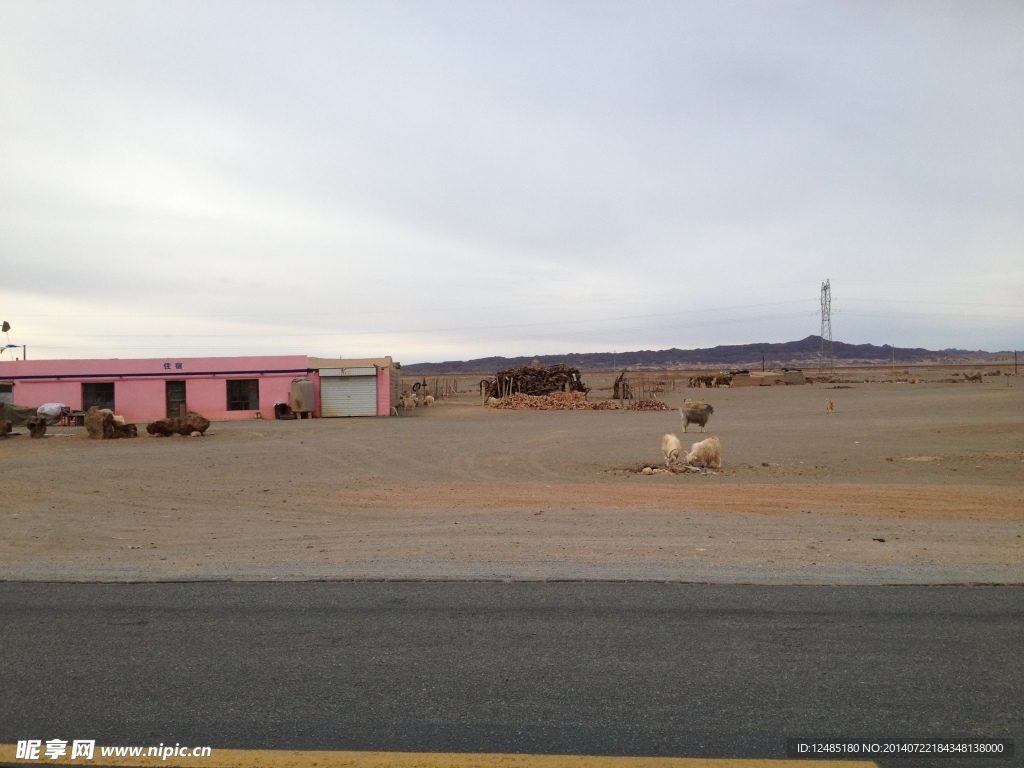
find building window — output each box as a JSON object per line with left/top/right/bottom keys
{"left": 226, "top": 379, "right": 259, "bottom": 411}
{"left": 82, "top": 382, "right": 115, "bottom": 411}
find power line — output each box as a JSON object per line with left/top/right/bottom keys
{"left": 19, "top": 310, "right": 823, "bottom": 353}
{"left": 819, "top": 279, "right": 833, "bottom": 375}
{"left": 4, "top": 281, "right": 827, "bottom": 320}
{"left": 13, "top": 300, "right": 819, "bottom": 339}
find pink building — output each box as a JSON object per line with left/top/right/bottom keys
{"left": 0, "top": 355, "right": 401, "bottom": 423}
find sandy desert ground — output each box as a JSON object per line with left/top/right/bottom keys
{"left": 1, "top": 370, "right": 1021, "bottom": 584}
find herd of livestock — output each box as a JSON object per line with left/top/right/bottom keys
{"left": 660, "top": 399, "right": 722, "bottom": 471}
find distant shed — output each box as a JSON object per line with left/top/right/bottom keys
{"left": 783, "top": 370, "right": 806, "bottom": 385}
{"left": 730, "top": 370, "right": 805, "bottom": 387}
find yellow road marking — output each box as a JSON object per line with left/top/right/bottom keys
{"left": 0, "top": 745, "right": 879, "bottom": 768}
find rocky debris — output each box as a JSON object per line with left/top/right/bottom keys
{"left": 146, "top": 411, "right": 211, "bottom": 437}
{"left": 488, "top": 391, "right": 620, "bottom": 411}
{"left": 110, "top": 423, "right": 138, "bottom": 438}
{"left": 83, "top": 406, "right": 137, "bottom": 439}
{"left": 639, "top": 462, "right": 717, "bottom": 476}
{"left": 27, "top": 416, "right": 47, "bottom": 438}
{"left": 181, "top": 411, "right": 211, "bottom": 434}
{"left": 145, "top": 419, "right": 179, "bottom": 437}
{"left": 84, "top": 407, "right": 106, "bottom": 439}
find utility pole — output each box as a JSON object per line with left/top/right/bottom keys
{"left": 819, "top": 280, "right": 833, "bottom": 375}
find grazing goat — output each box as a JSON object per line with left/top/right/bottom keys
{"left": 825, "top": 398, "right": 834, "bottom": 414}
{"left": 680, "top": 404, "right": 713, "bottom": 433}
{"left": 684, "top": 436, "right": 722, "bottom": 469}
{"left": 661, "top": 433, "right": 682, "bottom": 468}
{"left": 423, "top": 395, "right": 435, "bottom": 407}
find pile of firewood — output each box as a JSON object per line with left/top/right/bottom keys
{"left": 483, "top": 363, "right": 589, "bottom": 399}
{"left": 629, "top": 399, "right": 669, "bottom": 411}
{"left": 488, "top": 392, "right": 620, "bottom": 411}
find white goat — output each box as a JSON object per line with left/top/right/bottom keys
{"left": 661, "top": 433, "right": 682, "bottom": 468}
{"left": 684, "top": 436, "right": 722, "bottom": 469}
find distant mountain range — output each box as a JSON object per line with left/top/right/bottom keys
{"left": 402, "top": 335, "right": 1015, "bottom": 374}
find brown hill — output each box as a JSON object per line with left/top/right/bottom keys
{"left": 402, "top": 335, "right": 1013, "bottom": 374}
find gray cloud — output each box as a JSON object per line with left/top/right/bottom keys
{"left": 1, "top": 1, "right": 1021, "bottom": 361}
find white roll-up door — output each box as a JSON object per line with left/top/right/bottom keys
{"left": 320, "top": 368, "right": 377, "bottom": 417}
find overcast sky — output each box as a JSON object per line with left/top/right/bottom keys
{"left": 1, "top": 1, "right": 1021, "bottom": 363}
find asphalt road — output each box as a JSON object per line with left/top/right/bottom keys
{"left": 1, "top": 583, "right": 1020, "bottom": 767}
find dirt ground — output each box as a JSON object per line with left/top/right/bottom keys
{"left": 1, "top": 370, "right": 1021, "bottom": 584}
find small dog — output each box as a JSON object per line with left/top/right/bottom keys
{"left": 825, "top": 398, "right": 834, "bottom": 414}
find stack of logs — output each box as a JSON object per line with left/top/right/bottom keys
{"left": 483, "top": 363, "right": 589, "bottom": 399}
{"left": 488, "top": 392, "right": 620, "bottom": 410}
